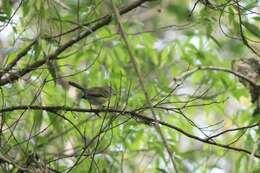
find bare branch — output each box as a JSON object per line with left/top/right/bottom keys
{"left": 0, "top": 0, "right": 151, "bottom": 86}
{"left": 0, "top": 105, "right": 259, "bottom": 159}
{"left": 205, "top": 123, "right": 259, "bottom": 141}
{"left": 0, "top": 39, "right": 38, "bottom": 77}
{"left": 174, "top": 65, "right": 258, "bottom": 87}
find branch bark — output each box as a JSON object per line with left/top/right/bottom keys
{"left": 0, "top": 105, "right": 259, "bottom": 159}
{"left": 174, "top": 65, "right": 258, "bottom": 87}
{"left": 0, "top": 0, "right": 151, "bottom": 86}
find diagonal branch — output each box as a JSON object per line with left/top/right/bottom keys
{"left": 0, "top": 0, "right": 151, "bottom": 86}
{"left": 0, "top": 39, "right": 38, "bottom": 77}
{"left": 0, "top": 105, "right": 259, "bottom": 159}
{"left": 174, "top": 65, "right": 258, "bottom": 87}
{"left": 205, "top": 123, "right": 259, "bottom": 141}
{"left": 110, "top": 1, "right": 179, "bottom": 172}
{"left": 235, "top": 0, "right": 260, "bottom": 57}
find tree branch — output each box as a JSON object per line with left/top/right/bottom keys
{"left": 205, "top": 123, "right": 259, "bottom": 141}
{"left": 111, "top": 1, "right": 180, "bottom": 172}
{"left": 1, "top": 105, "right": 259, "bottom": 159}
{"left": 0, "top": 39, "right": 38, "bottom": 77}
{"left": 0, "top": 0, "right": 151, "bottom": 86}
{"left": 174, "top": 65, "right": 258, "bottom": 87}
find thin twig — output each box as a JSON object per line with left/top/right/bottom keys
{"left": 174, "top": 65, "right": 258, "bottom": 87}
{"left": 0, "top": 105, "right": 259, "bottom": 159}
{"left": 205, "top": 123, "right": 259, "bottom": 141}
{"left": 0, "top": 0, "right": 151, "bottom": 86}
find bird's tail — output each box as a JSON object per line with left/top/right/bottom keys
{"left": 68, "top": 81, "right": 87, "bottom": 93}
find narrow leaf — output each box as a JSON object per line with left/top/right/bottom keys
{"left": 243, "top": 22, "right": 260, "bottom": 38}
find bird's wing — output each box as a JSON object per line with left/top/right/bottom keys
{"left": 68, "top": 81, "right": 87, "bottom": 92}
{"left": 86, "top": 87, "right": 108, "bottom": 97}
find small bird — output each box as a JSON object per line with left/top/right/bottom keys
{"left": 232, "top": 57, "right": 260, "bottom": 116}
{"left": 68, "top": 81, "right": 113, "bottom": 106}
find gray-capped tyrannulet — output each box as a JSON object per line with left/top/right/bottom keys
{"left": 68, "top": 81, "right": 113, "bottom": 106}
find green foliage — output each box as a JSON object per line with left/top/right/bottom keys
{"left": 0, "top": 0, "right": 259, "bottom": 172}
{"left": 243, "top": 22, "right": 260, "bottom": 38}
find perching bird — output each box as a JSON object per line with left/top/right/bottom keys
{"left": 68, "top": 81, "right": 113, "bottom": 106}
{"left": 232, "top": 57, "right": 260, "bottom": 116}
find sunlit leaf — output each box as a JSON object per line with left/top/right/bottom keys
{"left": 243, "top": 22, "right": 260, "bottom": 38}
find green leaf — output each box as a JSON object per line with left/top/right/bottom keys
{"left": 22, "top": 0, "right": 31, "bottom": 17}
{"left": 252, "top": 167, "right": 260, "bottom": 173}
{"left": 48, "top": 112, "right": 63, "bottom": 132}
{"left": 0, "top": 13, "right": 9, "bottom": 22}
{"left": 156, "top": 168, "right": 168, "bottom": 173}
{"left": 245, "top": 134, "right": 254, "bottom": 150}
{"left": 2, "top": 1, "right": 12, "bottom": 17}
{"left": 47, "top": 60, "right": 57, "bottom": 85}
{"left": 34, "top": 0, "right": 42, "bottom": 11}
{"left": 160, "top": 47, "right": 169, "bottom": 66}
{"left": 243, "top": 22, "right": 260, "bottom": 38}
{"left": 228, "top": 7, "right": 235, "bottom": 24}
{"left": 253, "top": 16, "right": 260, "bottom": 21}
{"left": 167, "top": 4, "right": 190, "bottom": 21}
{"left": 33, "top": 110, "right": 43, "bottom": 131}
{"left": 241, "top": 1, "right": 258, "bottom": 13}
{"left": 206, "top": 19, "right": 213, "bottom": 36}
{"left": 33, "top": 41, "right": 41, "bottom": 60}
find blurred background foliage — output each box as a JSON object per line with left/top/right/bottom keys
{"left": 0, "top": 0, "right": 259, "bottom": 172}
